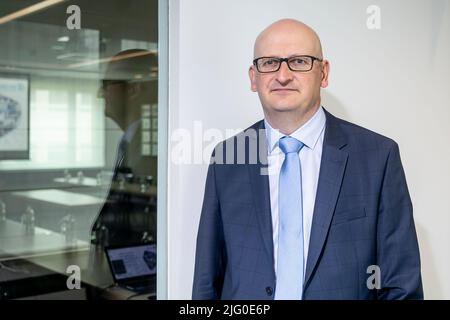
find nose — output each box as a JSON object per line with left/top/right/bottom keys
{"left": 275, "top": 61, "right": 293, "bottom": 84}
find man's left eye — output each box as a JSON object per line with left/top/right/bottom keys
{"left": 292, "top": 58, "right": 306, "bottom": 64}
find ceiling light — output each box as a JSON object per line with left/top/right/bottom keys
{"left": 57, "top": 36, "right": 70, "bottom": 42}
{"left": 0, "top": 0, "right": 66, "bottom": 26}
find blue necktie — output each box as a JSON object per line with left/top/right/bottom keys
{"left": 275, "top": 136, "right": 305, "bottom": 300}
{"left": 115, "top": 137, "right": 128, "bottom": 169}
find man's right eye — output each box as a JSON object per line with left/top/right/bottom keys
{"left": 263, "top": 59, "right": 277, "bottom": 66}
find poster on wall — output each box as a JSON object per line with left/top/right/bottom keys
{"left": 0, "top": 74, "right": 30, "bottom": 160}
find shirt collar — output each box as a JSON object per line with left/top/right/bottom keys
{"left": 264, "top": 106, "right": 326, "bottom": 154}
{"left": 123, "top": 120, "right": 140, "bottom": 143}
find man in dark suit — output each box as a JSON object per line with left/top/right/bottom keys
{"left": 90, "top": 49, "right": 157, "bottom": 248}
{"left": 192, "top": 19, "right": 423, "bottom": 300}
{"left": 86, "top": 49, "right": 158, "bottom": 299}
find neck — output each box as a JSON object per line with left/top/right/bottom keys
{"left": 264, "top": 103, "right": 320, "bottom": 135}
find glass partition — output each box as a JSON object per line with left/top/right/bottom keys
{"left": 0, "top": 0, "right": 158, "bottom": 300}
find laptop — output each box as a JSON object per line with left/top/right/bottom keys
{"left": 104, "top": 243, "right": 156, "bottom": 295}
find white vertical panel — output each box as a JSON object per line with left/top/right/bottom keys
{"left": 168, "top": 0, "right": 450, "bottom": 299}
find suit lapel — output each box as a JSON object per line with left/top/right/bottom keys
{"left": 304, "top": 110, "right": 348, "bottom": 289}
{"left": 244, "top": 112, "right": 349, "bottom": 287}
{"left": 247, "top": 121, "right": 275, "bottom": 271}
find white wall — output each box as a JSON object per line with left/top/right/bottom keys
{"left": 168, "top": 0, "right": 450, "bottom": 299}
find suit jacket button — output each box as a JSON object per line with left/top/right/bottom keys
{"left": 265, "top": 287, "right": 273, "bottom": 296}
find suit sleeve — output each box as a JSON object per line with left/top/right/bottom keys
{"left": 377, "top": 142, "right": 423, "bottom": 299}
{"left": 192, "top": 158, "right": 226, "bottom": 299}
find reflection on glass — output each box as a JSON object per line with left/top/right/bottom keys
{"left": 0, "top": 0, "right": 158, "bottom": 300}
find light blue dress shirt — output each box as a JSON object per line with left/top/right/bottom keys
{"left": 264, "top": 106, "right": 326, "bottom": 275}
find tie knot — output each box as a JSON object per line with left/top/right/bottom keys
{"left": 279, "top": 136, "right": 304, "bottom": 154}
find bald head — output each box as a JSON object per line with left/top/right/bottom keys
{"left": 253, "top": 19, "right": 323, "bottom": 59}
{"left": 104, "top": 49, "right": 157, "bottom": 81}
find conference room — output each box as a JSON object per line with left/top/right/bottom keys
{"left": 0, "top": 0, "right": 159, "bottom": 300}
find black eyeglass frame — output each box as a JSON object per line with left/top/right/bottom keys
{"left": 252, "top": 55, "right": 323, "bottom": 73}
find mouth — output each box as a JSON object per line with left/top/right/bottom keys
{"left": 271, "top": 88, "right": 298, "bottom": 94}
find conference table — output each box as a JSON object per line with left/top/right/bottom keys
{"left": 0, "top": 219, "right": 139, "bottom": 299}
{"left": 11, "top": 189, "right": 106, "bottom": 207}
{"left": 0, "top": 219, "right": 88, "bottom": 261}
{"left": 0, "top": 188, "right": 154, "bottom": 299}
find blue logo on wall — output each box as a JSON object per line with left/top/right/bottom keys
{"left": 0, "top": 94, "right": 21, "bottom": 138}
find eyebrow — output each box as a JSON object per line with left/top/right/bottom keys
{"left": 256, "top": 53, "right": 317, "bottom": 58}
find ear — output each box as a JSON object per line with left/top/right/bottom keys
{"left": 320, "top": 60, "right": 329, "bottom": 88}
{"left": 249, "top": 65, "right": 257, "bottom": 92}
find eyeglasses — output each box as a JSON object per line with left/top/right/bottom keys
{"left": 253, "top": 55, "right": 323, "bottom": 73}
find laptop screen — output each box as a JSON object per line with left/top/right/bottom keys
{"left": 105, "top": 243, "right": 156, "bottom": 282}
